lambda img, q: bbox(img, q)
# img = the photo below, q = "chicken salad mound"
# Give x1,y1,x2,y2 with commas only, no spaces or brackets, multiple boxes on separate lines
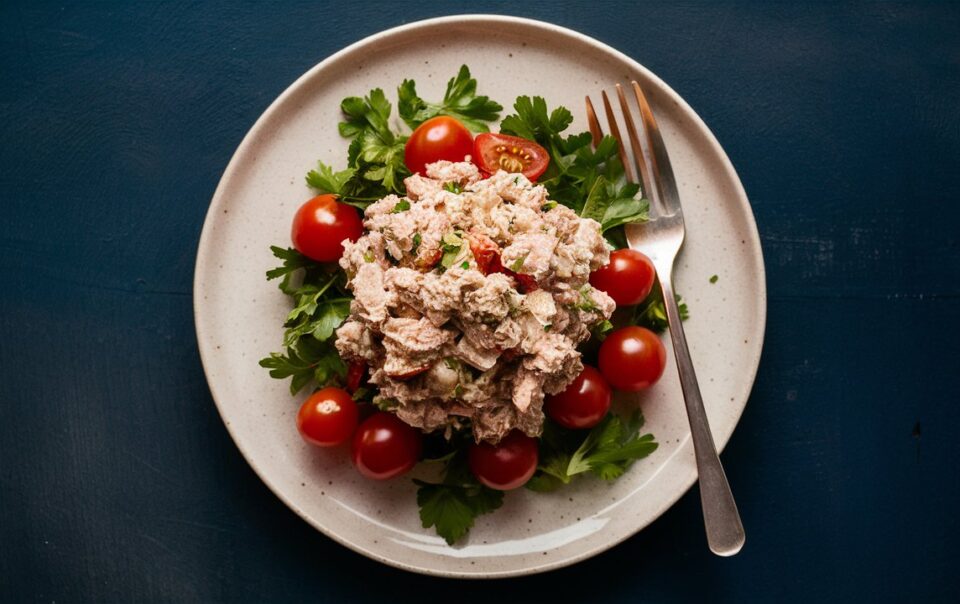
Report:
335,160,614,443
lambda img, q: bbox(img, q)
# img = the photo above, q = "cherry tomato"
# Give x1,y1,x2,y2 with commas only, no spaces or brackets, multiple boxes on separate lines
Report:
598,326,667,392
345,360,366,393
296,387,359,447
473,133,549,181
468,234,504,275
468,430,539,490
351,412,423,480
404,116,474,176
544,365,612,429
589,249,656,306
291,194,363,262
510,272,539,293
467,234,537,292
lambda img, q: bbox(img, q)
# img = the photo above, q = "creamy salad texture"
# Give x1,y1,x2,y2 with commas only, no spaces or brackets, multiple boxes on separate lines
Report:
335,161,615,443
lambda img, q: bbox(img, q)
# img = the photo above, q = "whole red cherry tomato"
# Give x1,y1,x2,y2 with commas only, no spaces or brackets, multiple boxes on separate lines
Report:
598,326,667,392
468,430,539,490
589,249,656,306
545,365,612,429
351,412,422,480
291,194,363,262
296,387,359,447
404,116,474,176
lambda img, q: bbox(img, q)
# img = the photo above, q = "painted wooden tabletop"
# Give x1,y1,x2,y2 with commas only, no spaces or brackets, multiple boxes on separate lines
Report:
1,2,958,601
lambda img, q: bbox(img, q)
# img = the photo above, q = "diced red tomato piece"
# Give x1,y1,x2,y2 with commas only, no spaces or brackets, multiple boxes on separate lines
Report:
346,360,366,393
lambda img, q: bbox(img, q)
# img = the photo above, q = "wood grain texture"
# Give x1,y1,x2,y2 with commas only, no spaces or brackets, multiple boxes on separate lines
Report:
1,1,958,601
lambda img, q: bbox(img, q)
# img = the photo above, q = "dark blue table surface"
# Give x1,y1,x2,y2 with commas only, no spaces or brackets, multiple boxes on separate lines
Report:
2,2,958,601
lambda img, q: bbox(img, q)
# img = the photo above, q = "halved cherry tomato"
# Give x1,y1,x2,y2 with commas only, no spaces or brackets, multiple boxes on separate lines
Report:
404,116,474,176
545,365,611,429
291,194,363,263
468,430,539,490
590,249,656,306
598,326,667,392
351,412,423,480
473,133,549,181
296,387,359,447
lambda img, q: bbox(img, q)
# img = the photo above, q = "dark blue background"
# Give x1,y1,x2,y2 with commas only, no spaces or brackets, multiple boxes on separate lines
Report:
2,2,958,601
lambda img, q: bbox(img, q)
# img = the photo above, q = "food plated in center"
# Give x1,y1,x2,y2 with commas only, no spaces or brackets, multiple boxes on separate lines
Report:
338,162,614,443
260,66,684,544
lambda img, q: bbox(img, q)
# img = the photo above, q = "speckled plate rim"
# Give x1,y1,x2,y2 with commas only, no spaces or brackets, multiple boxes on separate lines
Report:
194,14,766,578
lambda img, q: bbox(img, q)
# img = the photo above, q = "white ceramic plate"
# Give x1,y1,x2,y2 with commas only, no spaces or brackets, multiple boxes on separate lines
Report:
194,15,765,578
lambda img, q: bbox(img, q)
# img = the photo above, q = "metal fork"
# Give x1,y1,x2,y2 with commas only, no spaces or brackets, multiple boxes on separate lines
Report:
586,82,745,556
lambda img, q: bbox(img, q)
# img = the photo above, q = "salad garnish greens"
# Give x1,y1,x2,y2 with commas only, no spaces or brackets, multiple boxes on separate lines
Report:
260,65,688,544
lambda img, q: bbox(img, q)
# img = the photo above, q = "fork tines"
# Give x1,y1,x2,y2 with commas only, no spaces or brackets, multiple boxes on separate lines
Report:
585,81,658,208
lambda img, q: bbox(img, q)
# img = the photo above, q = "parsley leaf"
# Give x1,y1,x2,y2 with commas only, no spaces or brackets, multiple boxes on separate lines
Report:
305,161,381,210
398,65,503,133
415,450,504,544
500,95,573,142
305,161,355,196
500,96,648,245
526,413,658,490
338,88,409,194
259,338,346,396
265,245,314,291
439,231,464,270
633,282,690,333
415,481,503,545
566,412,657,480
391,199,411,213
261,247,352,393
590,319,614,340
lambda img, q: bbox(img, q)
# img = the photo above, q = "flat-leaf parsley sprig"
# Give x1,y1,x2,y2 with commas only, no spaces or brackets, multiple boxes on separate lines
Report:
307,65,502,209
258,246,351,395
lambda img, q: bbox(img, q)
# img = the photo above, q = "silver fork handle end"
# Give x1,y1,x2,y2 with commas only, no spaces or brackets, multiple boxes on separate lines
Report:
659,266,745,556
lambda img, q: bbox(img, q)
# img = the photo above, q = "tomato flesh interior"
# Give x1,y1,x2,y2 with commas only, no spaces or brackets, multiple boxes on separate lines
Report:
474,133,549,181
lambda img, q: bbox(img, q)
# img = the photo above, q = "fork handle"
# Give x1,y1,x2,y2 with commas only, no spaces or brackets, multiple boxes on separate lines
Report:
658,264,745,556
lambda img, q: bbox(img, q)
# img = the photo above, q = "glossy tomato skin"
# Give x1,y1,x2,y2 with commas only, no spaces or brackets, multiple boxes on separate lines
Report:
544,365,612,429
404,116,474,176
296,387,359,447
351,412,423,480
291,194,363,262
589,249,657,306
598,326,667,391
468,430,539,490
473,133,549,181
345,360,366,393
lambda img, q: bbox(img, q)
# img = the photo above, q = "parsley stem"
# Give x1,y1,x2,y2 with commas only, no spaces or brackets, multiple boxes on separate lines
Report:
314,273,340,298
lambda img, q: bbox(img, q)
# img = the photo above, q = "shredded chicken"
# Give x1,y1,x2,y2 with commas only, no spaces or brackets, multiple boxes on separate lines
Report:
336,161,613,443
